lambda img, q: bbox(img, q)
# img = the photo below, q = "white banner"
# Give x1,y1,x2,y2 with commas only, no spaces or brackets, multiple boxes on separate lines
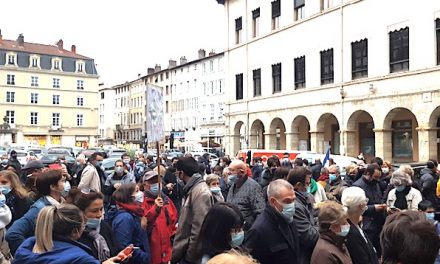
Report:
146,85,164,142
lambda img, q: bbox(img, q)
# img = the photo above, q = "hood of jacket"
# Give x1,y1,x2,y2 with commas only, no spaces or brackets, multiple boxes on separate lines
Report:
182,173,204,195
420,167,434,176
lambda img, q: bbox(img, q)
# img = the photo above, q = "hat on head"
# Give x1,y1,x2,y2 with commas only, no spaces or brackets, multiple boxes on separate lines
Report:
143,170,159,182
23,160,44,170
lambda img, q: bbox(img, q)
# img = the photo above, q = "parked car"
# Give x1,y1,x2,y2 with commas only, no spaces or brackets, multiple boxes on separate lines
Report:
107,149,127,159
191,152,220,167
391,162,426,178
296,153,359,176
72,146,84,157
48,147,74,157
164,149,184,160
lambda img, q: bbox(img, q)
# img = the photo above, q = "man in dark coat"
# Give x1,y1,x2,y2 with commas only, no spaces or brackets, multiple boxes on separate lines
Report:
8,150,21,175
420,159,438,209
244,179,300,264
310,158,322,181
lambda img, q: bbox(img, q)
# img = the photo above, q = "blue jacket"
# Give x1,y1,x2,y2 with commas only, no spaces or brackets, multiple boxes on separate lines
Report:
12,236,99,264
6,196,52,255
111,209,150,264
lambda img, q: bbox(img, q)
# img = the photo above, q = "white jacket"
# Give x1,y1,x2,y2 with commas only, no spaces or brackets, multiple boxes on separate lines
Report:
386,187,422,211
78,164,101,192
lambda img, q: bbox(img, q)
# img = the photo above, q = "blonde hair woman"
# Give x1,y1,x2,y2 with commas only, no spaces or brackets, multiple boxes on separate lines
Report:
13,204,129,264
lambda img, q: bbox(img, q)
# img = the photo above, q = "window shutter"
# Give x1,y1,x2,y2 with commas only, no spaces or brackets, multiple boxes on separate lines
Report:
272,0,281,18
436,18,440,29
252,8,260,19
294,0,304,8
235,17,242,31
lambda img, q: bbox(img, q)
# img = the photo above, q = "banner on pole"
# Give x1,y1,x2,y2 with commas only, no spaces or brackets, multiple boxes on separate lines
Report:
146,85,165,143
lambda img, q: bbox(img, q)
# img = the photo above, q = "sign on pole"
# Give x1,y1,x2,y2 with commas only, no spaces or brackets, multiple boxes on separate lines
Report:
146,85,165,143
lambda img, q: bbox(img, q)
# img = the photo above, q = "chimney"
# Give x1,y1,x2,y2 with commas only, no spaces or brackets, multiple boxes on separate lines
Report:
56,39,63,50
138,73,141,79
209,50,216,56
180,56,187,65
198,49,206,59
154,64,161,72
168,59,177,68
71,45,76,53
147,68,155,74
17,34,24,46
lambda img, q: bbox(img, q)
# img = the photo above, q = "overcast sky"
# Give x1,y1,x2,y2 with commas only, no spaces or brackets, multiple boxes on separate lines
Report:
0,0,225,86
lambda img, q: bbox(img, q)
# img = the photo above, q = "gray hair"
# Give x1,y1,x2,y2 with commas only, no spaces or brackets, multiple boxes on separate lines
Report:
205,174,220,186
267,179,294,199
390,170,412,186
328,164,340,173
398,164,414,178
341,187,367,215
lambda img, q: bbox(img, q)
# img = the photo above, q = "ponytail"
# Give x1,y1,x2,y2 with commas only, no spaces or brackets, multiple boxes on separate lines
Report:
33,206,56,253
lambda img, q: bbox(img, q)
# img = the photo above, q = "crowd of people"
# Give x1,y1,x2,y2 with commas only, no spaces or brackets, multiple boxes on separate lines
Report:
0,149,439,264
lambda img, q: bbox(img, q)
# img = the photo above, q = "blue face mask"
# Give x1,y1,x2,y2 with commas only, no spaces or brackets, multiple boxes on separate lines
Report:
150,183,159,195
278,201,295,223
0,185,11,195
230,230,244,248
337,224,351,237
210,187,221,194
86,218,101,230
426,212,435,221
228,175,238,184
63,181,71,193
329,174,337,183
0,194,6,208
395,185,406,192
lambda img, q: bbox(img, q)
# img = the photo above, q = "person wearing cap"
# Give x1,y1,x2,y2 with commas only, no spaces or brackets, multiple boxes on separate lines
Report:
21,160,44,184
310,201,353,264
141,170,178,264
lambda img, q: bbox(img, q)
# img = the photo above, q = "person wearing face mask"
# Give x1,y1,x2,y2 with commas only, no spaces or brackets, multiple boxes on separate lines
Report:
259,156,280,188
353,163,387,257
79,152,104,192
67,188,119,262
244,179,299,264
163,157,184,213
287,167,318,264
310,201,353,264
141,171,177,264
205,174,225,203
197,203,244,264
103,160,135,212
386,170,422,212
7,150,21,176
0,193,12,262
341,187,379,264
6,169,66,255
325,165,349,202
13,204,130,264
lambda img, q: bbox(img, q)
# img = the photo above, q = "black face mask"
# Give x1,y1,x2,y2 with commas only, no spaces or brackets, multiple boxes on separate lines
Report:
11,155,17,159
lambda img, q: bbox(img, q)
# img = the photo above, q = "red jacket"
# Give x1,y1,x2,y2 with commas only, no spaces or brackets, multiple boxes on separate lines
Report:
143,192,178,264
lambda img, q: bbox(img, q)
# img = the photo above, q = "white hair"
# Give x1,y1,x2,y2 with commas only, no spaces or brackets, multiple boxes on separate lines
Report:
267,179,294,199
341,187,367,215
390,170,412,186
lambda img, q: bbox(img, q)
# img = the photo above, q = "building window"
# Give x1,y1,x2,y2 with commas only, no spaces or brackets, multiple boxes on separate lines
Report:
53,60,60,70
77,62,84,72
77,97,84,106
7,74,15,85
31,76,39,87
53,95,60,105
252,8,260,38
389,27,409,73
77,80,84,90
7,55,15,65
6,91,15,103
30,112,38,125
53,78,60,88
6,111,14,124
436,19,440,65
31,93,38,104
294,0,305,21
320,49,334,85
77,114,84,127
352,39,368,79
272,0,281,30
235,17,242,44
294,56,306,89
253,68,261,96
52,113,60,126
320,0,332,11
101,92,104,99
272,63,282,93
31,57,39,67
235,73,243,100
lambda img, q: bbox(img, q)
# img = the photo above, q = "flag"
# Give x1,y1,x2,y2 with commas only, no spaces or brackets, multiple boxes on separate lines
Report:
322,148,330,167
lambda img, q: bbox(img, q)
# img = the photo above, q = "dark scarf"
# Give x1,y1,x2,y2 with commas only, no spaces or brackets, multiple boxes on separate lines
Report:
116,202,145,217
394,186,411,210
233,175,248,192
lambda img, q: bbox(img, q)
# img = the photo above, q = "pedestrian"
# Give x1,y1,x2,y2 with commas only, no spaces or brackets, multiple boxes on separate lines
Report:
250,157,263,183
6,169,65,255
0,193,12,262
205,174,225,203
386,170,422,211
381,211,440,264
244,179,300,264
325,165,349,201
311,158,322,181
341,187,379,264
310,178,327,204
20,160,44,185
78,152,104,192
344,164,358,187
420,160,439,209
109,183,151,264
7,151,21,176
12,204,129,264
172,157,214,264
163,157,184,213
66,187,119,262
141,171,178,264
198,203,244,263
287,166,319,264
310,201,353,264
227,160,265,231
259,156,280,188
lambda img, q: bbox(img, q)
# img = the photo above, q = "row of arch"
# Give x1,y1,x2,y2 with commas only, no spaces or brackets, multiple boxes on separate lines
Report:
233,107,440,162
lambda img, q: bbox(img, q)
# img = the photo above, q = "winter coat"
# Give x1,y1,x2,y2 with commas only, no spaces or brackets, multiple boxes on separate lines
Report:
6,196,52,255
5,192,32,229
326,177,349,202
311,162,323,181
293,191,319,264
227,177,265,230
420,168,438,208
244,205,300,264
110,208,150,264
78,221,119,261
251,164,263,183
171,174,214,264
78,164,101,192
162,168,184,213
143,192,178,264
13,236,99,264
310,231,353,264
386,187,422,211
346,219,379,264
102,171,135,203
259,168,275,188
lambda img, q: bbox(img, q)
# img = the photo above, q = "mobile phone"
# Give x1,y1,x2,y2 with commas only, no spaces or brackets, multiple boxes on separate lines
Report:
119,246,135,262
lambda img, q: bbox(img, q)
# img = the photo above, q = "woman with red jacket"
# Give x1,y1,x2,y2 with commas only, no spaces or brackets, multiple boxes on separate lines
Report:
141,171,178,264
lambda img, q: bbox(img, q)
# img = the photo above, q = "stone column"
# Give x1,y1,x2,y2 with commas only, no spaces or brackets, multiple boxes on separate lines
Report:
417,127,437,161
373,129,392,161
264,132,275,149
343,130,357,157
310,131,324,153
285,131,299,150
